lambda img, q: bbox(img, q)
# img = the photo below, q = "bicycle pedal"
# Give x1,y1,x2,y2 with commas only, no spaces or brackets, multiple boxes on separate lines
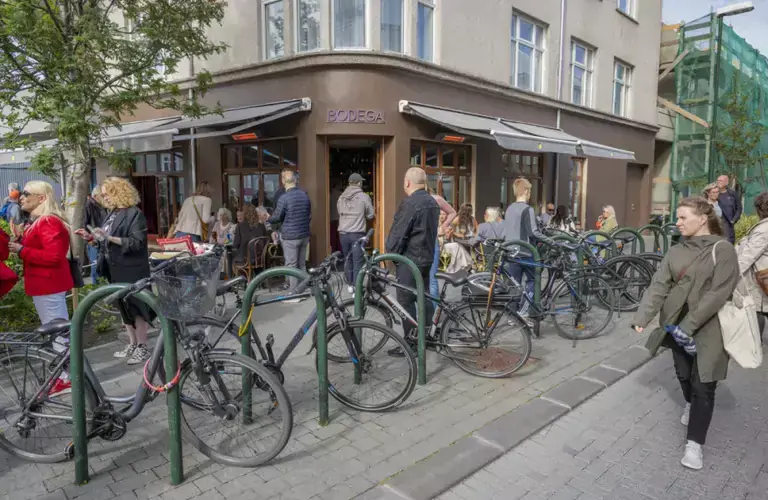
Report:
266,334,275,346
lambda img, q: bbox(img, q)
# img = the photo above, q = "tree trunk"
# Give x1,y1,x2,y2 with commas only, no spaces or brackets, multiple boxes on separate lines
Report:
65,161,91,261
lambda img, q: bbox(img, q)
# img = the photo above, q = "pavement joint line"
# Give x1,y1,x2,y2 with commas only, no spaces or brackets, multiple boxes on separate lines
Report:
382,484,416,500
471,434,505,452
577,375,609,388
539,396,572,411
597,364,627,374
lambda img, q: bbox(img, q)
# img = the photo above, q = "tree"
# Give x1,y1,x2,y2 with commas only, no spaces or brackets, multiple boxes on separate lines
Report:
0,0,227,247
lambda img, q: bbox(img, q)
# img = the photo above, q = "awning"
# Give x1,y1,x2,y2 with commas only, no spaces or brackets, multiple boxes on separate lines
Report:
102,117,182,153
399,101,636,161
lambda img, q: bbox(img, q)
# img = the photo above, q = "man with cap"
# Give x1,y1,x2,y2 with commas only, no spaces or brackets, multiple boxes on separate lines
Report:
337,173,375,293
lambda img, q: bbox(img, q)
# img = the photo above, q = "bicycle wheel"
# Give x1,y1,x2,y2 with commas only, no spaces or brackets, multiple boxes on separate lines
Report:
637,252,664,274
599,256,653,312
440,302,532,378
465,272,521,296
550,274,615,340
321,319,417,411
0,348,98,463
179,352,292,467
315,298,395,363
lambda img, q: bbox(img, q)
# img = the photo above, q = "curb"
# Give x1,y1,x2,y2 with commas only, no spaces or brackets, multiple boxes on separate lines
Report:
355,344,653,500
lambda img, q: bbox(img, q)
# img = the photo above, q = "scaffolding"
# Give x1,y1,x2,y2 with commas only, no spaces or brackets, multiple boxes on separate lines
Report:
670,14,768,214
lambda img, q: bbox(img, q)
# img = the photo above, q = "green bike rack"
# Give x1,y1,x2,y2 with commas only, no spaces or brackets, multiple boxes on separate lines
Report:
501,240,542,337
581,230,618,258
611,228,645,255
662,223,680,251
354,253,427,385
549,233,586,266
70,285,183,486
638,224,668,254
238,267,333,425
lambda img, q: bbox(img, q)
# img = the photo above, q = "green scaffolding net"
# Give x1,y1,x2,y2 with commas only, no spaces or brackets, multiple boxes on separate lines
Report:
671,14,768,214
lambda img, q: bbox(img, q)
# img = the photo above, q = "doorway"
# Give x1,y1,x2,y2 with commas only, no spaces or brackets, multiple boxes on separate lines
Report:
327,138,379,254
625,163,646,227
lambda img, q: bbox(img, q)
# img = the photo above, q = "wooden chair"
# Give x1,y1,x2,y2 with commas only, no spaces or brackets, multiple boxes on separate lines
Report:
232,236,271,282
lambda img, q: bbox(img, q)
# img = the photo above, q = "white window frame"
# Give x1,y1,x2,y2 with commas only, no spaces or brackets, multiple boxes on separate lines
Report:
613,60,632,117
617,0,634,17
331,0,369,50
416,0,435,62
263,0,285,60
380,0,404,53
570,40,594,107
295,0,322,53
510,13,546,93
127,15,166,77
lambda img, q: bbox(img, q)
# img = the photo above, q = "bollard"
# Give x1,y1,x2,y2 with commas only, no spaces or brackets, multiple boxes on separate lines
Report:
501,240,542,337
611,228,645,255
638,224,668,254
70,285,183,486
581,230,618,259
237,267,332,425
354,254,427,385
662,223,680,251
549,233,586,267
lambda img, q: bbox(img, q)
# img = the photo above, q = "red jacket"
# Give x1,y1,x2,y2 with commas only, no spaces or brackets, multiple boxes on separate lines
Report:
19,216,73,296
0,231,18,299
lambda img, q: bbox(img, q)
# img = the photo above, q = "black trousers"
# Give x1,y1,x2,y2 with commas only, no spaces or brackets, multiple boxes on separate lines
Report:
396,263,433,338
669,341,717,445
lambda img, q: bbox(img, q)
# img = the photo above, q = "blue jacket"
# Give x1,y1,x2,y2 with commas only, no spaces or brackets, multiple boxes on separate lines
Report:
718,188,742,225
268,187,311,240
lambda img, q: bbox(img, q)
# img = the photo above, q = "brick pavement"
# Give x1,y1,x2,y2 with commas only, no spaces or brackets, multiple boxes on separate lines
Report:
437,347,768,500
2,288,642,500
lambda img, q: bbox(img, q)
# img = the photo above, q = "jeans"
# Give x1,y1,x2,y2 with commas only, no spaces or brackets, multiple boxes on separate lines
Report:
282,237,308,289
396,264,434,339
175,231,202,243
429,238,440,301
86,245,100,283
32,292,69,325
670,341,717,445
507,261,535,315
340,232,365,287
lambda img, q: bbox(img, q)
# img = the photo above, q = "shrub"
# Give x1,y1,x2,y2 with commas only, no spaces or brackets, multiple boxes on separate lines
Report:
735,214,760,243
0,219,37,330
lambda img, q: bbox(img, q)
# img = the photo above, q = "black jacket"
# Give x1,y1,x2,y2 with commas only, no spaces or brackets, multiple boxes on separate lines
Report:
718,187,742,225
84,197,106,230
268,187,311,240
98,207,150,284
385,189,440,268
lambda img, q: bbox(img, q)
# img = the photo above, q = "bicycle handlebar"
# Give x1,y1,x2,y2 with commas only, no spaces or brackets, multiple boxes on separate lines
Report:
294,251,344,294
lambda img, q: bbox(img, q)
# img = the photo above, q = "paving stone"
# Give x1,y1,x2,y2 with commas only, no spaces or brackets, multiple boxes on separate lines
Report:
602,345,651,374
542,377,605,410
473,397,568,451
354,486,410,500
581,365,626,387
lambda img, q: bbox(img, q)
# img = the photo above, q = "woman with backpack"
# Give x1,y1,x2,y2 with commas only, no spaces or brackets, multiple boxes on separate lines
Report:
632,196,739,471
736,192,768,334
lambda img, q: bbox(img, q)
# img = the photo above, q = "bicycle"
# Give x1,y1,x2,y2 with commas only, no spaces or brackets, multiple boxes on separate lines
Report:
319,233,533,378
189,250,418,412
0,248,292,467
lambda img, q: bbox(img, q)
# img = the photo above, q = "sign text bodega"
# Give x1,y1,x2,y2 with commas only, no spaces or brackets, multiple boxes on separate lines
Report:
327,109,385,124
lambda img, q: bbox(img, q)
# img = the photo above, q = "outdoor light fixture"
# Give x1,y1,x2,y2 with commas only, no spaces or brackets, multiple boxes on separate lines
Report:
232,132,258,141
436,133,466,143
715,1,754,17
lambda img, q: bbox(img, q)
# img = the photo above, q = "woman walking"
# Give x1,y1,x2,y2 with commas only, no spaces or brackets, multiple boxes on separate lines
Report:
77,177,154,365
174,181,212,242
736,192,768,333
632,197,739,470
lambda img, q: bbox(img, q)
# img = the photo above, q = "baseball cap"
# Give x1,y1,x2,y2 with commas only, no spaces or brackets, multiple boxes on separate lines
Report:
349,173,364,184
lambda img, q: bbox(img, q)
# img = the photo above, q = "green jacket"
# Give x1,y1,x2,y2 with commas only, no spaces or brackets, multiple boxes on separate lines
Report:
632,235,740,383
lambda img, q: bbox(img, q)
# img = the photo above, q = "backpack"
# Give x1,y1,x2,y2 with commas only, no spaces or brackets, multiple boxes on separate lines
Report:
0,201,11,220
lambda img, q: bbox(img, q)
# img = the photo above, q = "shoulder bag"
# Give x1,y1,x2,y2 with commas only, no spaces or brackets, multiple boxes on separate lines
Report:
191,196,209,241
712,241,762,368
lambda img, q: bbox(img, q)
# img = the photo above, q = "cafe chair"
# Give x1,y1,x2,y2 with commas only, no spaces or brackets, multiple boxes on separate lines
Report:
232,236,271,282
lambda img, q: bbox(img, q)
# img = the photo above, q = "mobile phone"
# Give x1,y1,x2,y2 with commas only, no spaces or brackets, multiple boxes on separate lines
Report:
86,225,95,234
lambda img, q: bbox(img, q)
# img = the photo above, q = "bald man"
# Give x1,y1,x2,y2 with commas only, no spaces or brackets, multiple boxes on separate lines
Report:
385,167,440,356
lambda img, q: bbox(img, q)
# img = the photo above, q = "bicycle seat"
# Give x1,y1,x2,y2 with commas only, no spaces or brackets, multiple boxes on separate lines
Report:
556,241,580,252
216,276,246,296
34,319,71,337
435,269,469,287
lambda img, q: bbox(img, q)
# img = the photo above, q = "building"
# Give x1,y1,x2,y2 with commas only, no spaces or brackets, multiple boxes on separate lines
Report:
5,0,663,259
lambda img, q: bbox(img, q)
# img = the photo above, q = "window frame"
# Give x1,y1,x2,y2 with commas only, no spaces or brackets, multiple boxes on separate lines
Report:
410,139,471,208
416,0,435,62
130,150,186,237
499,151,544,210
612,60,632,117
126,15,166,77
296,0,322,53
510,12,546,93
380,0,404,53
617,0,634,17
263,0,285,60
570,40,594,108
331,0,368,50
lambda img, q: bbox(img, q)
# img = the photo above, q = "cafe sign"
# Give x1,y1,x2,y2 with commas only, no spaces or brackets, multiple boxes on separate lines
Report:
327,109,385,124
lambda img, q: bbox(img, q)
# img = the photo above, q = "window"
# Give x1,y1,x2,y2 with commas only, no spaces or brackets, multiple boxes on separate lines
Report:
570,41,594,107
223,139,298,212
511,13,545,93
297,0,321,52
333,0,366,48
127,15,166,76
381,0,403,53
613,60,631,117
410,141,471,208
131,151,185,236
417,1,434,62
617,0,633,17
500,152,543,209
264,1,285,59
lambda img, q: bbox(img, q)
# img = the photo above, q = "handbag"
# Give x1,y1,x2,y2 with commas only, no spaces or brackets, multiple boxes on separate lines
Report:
191,197,209,241
712,241,763,368
756,269,768,296
69,245,84,289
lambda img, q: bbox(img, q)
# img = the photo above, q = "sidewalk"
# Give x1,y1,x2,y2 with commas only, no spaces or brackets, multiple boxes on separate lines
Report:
437,349,768,500
2,290,644,500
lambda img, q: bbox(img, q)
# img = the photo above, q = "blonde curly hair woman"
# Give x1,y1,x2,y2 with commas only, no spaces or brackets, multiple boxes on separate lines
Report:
75,176,154,364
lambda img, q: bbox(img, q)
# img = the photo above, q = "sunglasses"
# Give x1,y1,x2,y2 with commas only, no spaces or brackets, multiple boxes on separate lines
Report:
20,191,41,198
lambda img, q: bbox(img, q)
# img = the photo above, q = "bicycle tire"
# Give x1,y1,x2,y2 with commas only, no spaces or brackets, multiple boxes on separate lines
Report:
599,255,654,312
321,319,417,411
0,348,98,463
440,302,532,378
465,272,521,295
550,274,615,340
636,252,664,274
178,351,293,467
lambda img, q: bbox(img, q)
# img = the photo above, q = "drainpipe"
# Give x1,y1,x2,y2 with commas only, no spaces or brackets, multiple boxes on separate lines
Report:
188,58,197,190
554,0,566,207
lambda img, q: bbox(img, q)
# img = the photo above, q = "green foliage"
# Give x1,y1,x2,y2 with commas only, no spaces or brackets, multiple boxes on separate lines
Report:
735,214,760,243
0,0,228,175
0,219,37,330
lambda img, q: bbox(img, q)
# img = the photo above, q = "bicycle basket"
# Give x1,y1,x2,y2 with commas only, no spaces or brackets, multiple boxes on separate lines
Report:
152,253,223,320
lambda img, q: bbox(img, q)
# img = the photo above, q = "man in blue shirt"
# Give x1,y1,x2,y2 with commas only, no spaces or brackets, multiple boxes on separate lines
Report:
268,170,311,294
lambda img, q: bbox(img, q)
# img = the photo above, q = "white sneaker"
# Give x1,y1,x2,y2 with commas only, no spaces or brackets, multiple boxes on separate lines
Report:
347,286,354,294
114,344,137,359
681,403,691,426
126,344,151,366
681,440,703,470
